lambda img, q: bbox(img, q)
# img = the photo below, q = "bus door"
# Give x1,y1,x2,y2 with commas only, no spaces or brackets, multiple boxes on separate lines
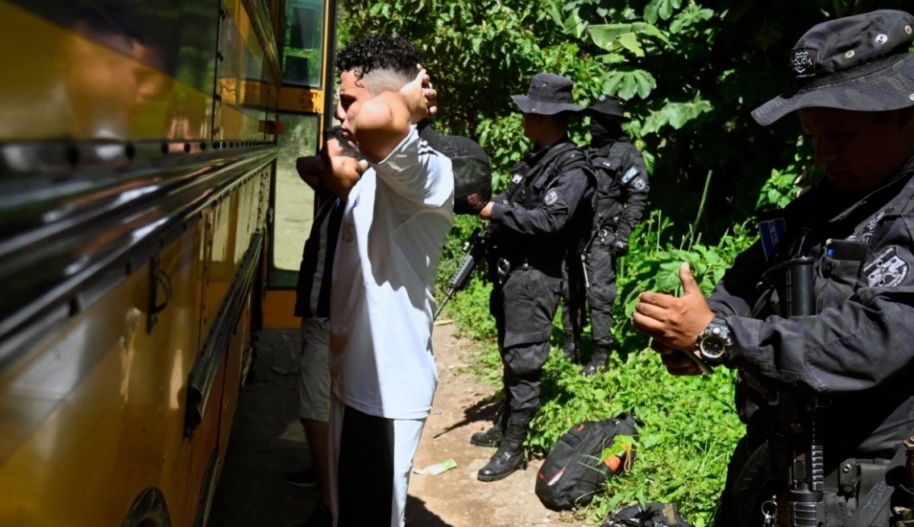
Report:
260,0,337,329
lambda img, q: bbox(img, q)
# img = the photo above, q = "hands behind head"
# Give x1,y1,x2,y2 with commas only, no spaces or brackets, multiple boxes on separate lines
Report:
399,65,437,124
319,136,368,198
632,263,715,376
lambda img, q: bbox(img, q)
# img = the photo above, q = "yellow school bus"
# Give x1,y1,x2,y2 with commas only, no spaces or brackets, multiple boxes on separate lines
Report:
0,0,334,524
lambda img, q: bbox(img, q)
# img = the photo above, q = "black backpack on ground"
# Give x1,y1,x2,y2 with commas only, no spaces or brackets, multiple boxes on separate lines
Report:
535,413,638,510
602,503,691,527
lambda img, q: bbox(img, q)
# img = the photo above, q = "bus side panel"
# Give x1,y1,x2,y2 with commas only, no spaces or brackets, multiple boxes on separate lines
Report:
200,198,237,344
0,0,219,142
216,173,266,478
181,358,227,527
183,168,268,523
217,293,252,482
0,226,204,526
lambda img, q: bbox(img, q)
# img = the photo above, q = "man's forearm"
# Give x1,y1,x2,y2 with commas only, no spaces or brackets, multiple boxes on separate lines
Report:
353,92,414,163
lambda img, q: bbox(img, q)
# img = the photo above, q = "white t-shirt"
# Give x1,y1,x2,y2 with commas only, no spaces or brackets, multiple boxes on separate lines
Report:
329,125,455,420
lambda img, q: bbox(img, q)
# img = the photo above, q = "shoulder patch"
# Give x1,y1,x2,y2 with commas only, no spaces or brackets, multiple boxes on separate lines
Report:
544,189,559,206
864,246,909,288
632,177,646,191
621,167,639,184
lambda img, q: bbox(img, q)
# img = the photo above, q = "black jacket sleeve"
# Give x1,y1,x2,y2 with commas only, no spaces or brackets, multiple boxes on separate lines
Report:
720,217,914,395
615,148,650,240
489,167,590,236
707,240,768,318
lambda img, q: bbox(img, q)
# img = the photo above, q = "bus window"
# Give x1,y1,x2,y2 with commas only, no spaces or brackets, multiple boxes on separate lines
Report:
282,0,326,88
261,0,335,329
271,112,321,286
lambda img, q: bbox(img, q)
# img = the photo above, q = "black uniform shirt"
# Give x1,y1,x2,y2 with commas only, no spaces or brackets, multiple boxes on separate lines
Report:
491,140,592,231
709,157,914,458
588,136,650,241
488,139,594,275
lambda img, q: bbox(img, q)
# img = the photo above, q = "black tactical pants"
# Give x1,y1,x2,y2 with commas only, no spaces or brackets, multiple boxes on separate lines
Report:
561,244,617,363
491,267,563,414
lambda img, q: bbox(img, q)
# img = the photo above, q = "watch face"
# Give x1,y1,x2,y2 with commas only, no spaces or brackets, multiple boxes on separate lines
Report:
700,336,726,361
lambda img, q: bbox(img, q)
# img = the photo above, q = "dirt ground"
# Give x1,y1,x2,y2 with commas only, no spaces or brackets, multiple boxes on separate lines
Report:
209,323,587,527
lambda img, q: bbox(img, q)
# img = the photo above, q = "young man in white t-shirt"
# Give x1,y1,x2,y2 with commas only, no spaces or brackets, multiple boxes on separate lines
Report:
323,35,454,527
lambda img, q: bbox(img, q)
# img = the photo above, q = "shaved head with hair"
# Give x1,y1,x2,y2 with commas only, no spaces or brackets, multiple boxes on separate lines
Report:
333,34,426,150
336,34,421,95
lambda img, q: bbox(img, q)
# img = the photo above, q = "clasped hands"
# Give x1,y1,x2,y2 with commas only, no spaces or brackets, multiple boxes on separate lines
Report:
632,263,716,376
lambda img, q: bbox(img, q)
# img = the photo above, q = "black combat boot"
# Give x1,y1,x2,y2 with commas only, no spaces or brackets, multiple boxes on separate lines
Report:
581,351,609,377
477,412,531,482
470,401,508,447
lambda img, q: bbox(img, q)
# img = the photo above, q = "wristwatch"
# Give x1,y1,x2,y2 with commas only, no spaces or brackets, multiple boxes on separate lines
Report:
697,317,733,365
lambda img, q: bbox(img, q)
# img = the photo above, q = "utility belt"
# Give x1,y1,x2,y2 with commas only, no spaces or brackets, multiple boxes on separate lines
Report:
825,457,892,502
492,256,562,284
822,456,914,527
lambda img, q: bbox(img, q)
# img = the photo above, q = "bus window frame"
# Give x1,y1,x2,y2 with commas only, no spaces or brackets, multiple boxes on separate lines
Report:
266,110,323,290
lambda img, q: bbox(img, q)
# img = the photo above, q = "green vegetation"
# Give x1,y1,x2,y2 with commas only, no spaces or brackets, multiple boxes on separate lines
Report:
335,0,910,524
444,209,757,525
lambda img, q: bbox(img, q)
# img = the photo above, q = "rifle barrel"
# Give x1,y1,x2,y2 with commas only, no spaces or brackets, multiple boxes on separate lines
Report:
434,288,456,321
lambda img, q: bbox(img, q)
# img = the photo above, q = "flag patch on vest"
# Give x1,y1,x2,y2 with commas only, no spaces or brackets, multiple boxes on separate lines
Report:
758,217,787,261
864,246,909,288
621,167,638,184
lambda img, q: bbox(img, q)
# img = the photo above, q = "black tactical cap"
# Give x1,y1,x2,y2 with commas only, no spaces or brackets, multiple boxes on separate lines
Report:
589,94,628,120
512,73,585,115
753,9,914,126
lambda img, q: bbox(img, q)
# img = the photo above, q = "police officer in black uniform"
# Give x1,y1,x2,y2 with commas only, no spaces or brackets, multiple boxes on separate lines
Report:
472,73,594,482
633,10,914,527
563,95,650,375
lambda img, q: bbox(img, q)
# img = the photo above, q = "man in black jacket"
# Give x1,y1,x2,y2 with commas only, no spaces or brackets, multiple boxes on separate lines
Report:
633,10,914,526
563,95,650,375
472,72,594,481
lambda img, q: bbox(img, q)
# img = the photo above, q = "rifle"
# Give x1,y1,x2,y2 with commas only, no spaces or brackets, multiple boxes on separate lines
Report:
762,256,825,527
434,224,494,320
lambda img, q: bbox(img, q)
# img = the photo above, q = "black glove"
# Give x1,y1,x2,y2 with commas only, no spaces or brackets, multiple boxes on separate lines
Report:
611,239,629,256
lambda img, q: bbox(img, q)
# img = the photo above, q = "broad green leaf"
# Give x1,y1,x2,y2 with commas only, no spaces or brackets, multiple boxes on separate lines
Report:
602,68,656,100
616,33,644,57
670,4,716,33
588,23,670,54
633,70,656,98
644,0,661,24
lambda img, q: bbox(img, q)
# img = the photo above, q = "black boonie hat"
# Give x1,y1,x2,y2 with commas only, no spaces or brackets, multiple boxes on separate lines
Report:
512,73,584,115
589,94,628,120
753,9,914,126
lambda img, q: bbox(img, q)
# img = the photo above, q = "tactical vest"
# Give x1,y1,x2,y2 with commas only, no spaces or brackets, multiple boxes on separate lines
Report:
489,141,591,276
735,168,914,527
588,139,639,231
